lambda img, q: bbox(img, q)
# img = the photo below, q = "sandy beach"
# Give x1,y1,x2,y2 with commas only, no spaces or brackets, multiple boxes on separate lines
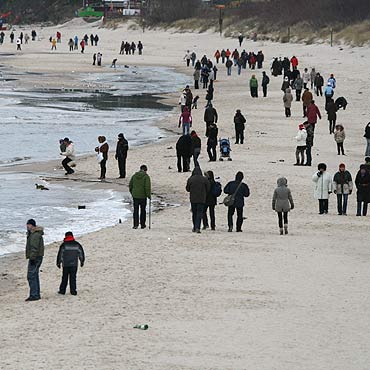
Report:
1,19,370,370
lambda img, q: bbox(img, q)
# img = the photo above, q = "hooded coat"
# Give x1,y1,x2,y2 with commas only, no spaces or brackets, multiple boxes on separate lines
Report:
272,178,294,212
355,169,370,203
224,179,250,208
333,170,353,195
283,88,293,108
186,167,210,204
26,227,45,259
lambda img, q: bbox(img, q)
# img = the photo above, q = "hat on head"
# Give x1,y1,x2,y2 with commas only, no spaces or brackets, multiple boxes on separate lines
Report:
65,231,74,237
118,133,124,138
27,219,36,227
339,163,345,168
63,137,69,142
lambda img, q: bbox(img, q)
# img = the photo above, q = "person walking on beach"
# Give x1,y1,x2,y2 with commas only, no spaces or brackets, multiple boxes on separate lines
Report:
25,219,44,302
333,163,353,216
207,123,218,162
272,177,294,235
92,53,96,66
224,172,250,232
16,37,21,51
178,106,192,135
115,133,129,178
355,165,370,216
234,109,246,144
186,167,210,233
302,88,313,117
184,50,191,67
312,163,333,215
314,72,324,96
306,100,321,129
293,73,303,101
283,88,293,118
303,121,314,166
80,40,85,53
68,38,74,51
364,122,370,156
74,35,79,50
326,98,338,134
193,68,200,90
97,52,102,66
10,31,14,43
202,170,221,231
176,134,192,173
138,41,143,55
334,124,345,155
129,165,151,229
204,103,218,136
51,38,57,50
95,136,109,180
226,59,233,76
294,124,307,166
261,71,270,97
249,75,258,98
60,138,75,175
57,231,85,296
191,130,201,168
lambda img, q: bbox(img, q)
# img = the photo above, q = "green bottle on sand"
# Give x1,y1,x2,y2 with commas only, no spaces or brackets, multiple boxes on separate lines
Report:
134,324,149,330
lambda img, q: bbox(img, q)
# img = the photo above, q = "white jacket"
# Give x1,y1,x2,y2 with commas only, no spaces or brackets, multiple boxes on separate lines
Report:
295,129,307,146
62,143,76,160
312,171,333,200
179,93,186,106
302,72,310,84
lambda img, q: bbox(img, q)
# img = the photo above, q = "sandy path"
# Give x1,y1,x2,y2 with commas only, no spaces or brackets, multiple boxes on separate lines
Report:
0,19,370,370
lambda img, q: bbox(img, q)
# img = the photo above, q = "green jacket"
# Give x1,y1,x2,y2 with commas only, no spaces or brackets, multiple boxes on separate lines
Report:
250,78,258,88
26,227,45,259
129,171,151,199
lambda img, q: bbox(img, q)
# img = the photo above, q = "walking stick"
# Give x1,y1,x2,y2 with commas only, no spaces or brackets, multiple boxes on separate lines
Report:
149,197,152,230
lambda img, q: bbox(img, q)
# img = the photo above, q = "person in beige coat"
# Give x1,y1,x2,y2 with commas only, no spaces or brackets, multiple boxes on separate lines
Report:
283,88,293,117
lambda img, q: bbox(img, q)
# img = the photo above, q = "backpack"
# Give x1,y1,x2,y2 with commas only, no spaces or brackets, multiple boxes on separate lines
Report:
212,182,222,198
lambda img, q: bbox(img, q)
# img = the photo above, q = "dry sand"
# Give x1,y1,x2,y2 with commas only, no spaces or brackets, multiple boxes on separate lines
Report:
1,19,370,370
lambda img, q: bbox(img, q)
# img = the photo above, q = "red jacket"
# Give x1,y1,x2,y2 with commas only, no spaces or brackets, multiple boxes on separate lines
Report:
307,104,321,124
290,57,298,67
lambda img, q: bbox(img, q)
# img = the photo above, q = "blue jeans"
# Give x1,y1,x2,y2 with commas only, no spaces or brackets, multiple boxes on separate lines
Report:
237,65,242,75
227,67,231,76
27,256,43,299
191,203,205,231
336,193,348,215
182,122,190,135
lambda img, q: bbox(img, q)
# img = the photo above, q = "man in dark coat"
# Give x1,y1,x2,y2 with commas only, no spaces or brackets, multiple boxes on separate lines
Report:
115,133,129,178
207,123,218,162
176,134,193,172
56,231,85,296
261,71,270,97
355,165,370,216
204,103,218,136
234,109,246,144
186,167,210,233
224,172,250,232
303,121,314,166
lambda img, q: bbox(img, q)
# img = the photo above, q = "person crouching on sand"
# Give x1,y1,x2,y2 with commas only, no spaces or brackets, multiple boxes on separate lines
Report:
60,137,75,175
57,231,85,296
95,136,109,180
272,177,294,235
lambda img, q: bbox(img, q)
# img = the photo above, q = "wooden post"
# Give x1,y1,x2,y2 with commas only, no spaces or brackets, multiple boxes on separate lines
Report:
330,28,333,47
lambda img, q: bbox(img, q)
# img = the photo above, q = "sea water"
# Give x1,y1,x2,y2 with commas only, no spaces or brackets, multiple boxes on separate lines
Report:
0,66,189,256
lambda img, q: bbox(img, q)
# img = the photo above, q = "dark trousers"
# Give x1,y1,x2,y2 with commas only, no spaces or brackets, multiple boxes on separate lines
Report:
193,148,200,168
27,257,43,299
133,198,147,228
277,212,288,228
337,194,348,215
59,266,78,294
100,159,107,179
337,142,344,155
235,129,244,144
306,145,312,165
191,203,205,231
177,154,190,172
228,206,243,231
329,119,336,134
207,145,217,161
295,89,302,101
194,80,199,89
319,199,329,214
316,86,323,96
262,85,267,97
285,107,291,117
186,59,190,67
118,156,127,178
203,205,215,229
62,157,74,174
357,202,368,216
250,87,258,98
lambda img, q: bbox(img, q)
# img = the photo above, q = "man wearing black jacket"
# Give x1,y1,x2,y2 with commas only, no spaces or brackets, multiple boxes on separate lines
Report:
204,103,218,136
57,232,85,296
176,134,193,172
234,109,246,144
115,133,129,178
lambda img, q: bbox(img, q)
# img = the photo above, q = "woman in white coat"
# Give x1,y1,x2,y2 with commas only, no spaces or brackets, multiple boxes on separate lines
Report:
312,163,333,214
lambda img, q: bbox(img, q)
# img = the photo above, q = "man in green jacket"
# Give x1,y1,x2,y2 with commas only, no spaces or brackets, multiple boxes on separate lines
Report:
129,165,151,229
250,74,258,98
25,219,44,301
